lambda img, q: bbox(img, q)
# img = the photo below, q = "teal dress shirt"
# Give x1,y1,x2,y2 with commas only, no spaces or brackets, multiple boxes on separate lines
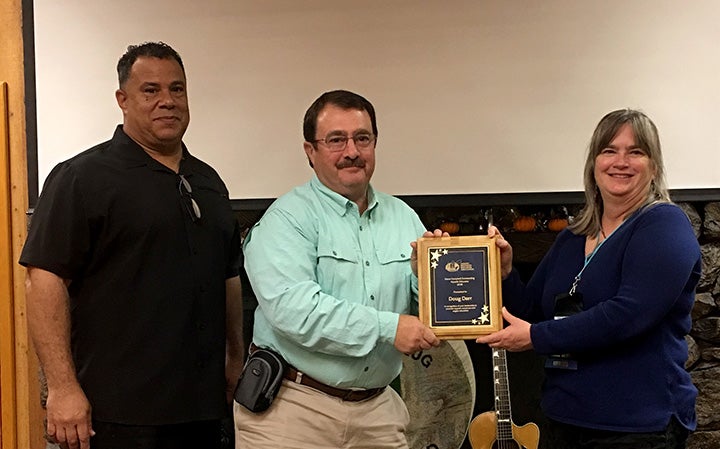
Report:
244,176,427,389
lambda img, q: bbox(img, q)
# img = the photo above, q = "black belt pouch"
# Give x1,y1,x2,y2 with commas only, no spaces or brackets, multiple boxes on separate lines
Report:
233,346,287,413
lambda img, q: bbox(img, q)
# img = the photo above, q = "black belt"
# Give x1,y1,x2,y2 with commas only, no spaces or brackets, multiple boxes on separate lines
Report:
250,343,385,402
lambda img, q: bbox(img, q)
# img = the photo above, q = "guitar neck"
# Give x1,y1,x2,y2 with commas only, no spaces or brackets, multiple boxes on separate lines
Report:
492,348,514,441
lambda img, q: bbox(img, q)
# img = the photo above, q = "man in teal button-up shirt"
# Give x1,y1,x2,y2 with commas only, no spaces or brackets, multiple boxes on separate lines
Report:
235,90,441,448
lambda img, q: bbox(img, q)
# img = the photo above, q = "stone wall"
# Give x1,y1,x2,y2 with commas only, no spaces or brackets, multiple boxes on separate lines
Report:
686,201,720,449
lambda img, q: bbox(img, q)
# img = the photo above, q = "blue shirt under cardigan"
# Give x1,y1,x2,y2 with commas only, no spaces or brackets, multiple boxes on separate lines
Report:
243,176,427,389
503,203,701,432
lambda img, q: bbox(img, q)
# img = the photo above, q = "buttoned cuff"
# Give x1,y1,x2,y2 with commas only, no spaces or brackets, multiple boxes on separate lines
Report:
377,311,400,344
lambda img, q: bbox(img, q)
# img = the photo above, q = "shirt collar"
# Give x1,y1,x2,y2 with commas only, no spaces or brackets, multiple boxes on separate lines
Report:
111,125,192,172
310,175,379,217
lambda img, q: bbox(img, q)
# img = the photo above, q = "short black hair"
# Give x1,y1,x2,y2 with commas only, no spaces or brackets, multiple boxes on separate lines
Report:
303,90,378,143
116,41,185,87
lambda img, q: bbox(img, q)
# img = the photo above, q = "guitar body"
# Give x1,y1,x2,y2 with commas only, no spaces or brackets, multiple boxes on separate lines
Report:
467,410,540,449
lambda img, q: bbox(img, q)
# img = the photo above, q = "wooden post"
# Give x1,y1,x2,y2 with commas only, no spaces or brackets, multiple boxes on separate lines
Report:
0,0,44,448
0,80,18,449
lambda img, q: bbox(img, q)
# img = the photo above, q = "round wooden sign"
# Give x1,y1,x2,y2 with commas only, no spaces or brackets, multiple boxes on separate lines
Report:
399,340,475,449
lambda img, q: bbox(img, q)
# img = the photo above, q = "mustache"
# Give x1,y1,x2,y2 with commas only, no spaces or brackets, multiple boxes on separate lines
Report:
336,158,366,169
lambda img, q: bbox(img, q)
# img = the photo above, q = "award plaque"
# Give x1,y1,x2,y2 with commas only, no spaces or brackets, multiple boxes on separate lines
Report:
417,236,503,339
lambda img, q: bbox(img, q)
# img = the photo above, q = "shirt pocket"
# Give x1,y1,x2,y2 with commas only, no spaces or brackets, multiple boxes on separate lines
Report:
316,240,359,293
376,247,410,265
376,247,413,313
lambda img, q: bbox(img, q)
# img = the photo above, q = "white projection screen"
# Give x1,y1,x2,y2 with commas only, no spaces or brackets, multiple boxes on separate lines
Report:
33,0,720,200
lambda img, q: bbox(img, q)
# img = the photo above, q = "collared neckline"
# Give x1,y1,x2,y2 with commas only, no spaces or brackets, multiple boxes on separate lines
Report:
310,175,379,217
110,125,192,173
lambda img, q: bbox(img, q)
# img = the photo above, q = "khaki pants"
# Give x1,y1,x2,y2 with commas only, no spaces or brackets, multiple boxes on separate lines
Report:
234,379,410,449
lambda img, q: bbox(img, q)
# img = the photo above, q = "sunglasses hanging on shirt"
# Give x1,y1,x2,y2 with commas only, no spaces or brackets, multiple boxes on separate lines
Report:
178,174,202,222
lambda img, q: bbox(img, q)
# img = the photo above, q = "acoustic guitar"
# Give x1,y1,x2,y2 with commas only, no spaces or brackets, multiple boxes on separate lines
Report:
468,348,540,449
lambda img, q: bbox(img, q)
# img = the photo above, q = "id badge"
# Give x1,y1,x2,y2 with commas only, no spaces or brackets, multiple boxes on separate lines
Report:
554,291,583,318
545,354,578,370
545,291,583,370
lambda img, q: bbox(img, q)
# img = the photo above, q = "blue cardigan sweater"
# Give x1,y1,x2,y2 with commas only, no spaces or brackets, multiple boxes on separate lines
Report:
503,203,701,432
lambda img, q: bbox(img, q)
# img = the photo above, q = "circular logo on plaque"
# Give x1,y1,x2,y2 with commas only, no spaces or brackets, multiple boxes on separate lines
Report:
445,261,460,272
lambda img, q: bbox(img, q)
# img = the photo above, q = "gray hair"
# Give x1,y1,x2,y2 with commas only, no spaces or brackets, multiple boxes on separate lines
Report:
117,41,184,88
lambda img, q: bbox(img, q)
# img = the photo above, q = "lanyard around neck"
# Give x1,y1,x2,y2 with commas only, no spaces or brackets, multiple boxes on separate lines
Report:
567,204,657,295
568,227,617,295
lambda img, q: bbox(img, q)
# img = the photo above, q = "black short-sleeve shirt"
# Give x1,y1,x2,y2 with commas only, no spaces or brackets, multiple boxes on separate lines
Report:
20,126,242,425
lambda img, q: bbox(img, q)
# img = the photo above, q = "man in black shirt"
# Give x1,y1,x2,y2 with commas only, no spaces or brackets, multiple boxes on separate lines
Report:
20,42,244,449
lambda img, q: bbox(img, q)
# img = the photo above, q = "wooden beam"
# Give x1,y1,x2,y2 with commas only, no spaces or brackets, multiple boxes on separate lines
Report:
0,81,17,449
0,0,43,447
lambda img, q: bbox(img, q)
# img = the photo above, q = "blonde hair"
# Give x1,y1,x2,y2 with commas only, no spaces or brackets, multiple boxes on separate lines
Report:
569,109,671,236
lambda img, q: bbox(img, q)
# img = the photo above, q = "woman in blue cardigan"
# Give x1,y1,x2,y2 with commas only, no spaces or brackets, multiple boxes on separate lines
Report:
477,109,702,449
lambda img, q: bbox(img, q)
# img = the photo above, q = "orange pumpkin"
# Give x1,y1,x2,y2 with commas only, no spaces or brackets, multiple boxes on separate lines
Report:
512,216,536,232
548,217,569,232
439,221,460,235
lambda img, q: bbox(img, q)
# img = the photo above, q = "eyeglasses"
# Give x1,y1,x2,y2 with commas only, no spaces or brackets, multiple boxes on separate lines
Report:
178,174,201,222
313,133,376,152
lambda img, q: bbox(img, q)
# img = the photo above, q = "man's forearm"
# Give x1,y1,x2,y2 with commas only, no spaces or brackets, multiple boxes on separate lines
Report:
225,276,245,359
25,267,79,389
